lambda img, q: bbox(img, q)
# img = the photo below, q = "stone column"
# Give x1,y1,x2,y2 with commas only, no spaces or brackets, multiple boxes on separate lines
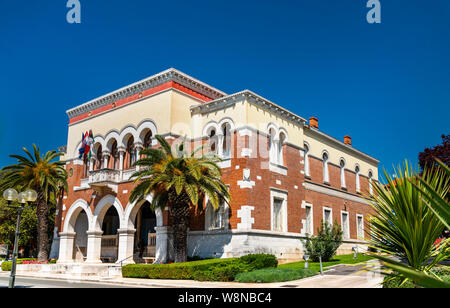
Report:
89,158,95,172
117,228,136,265
57,232,76,264
154,226,173,264
118,147,126,171
85,230,103,264
102,151,110,169
134,142,143,171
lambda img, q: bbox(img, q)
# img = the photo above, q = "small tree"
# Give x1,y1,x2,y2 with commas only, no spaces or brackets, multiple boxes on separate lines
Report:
303,219,343,262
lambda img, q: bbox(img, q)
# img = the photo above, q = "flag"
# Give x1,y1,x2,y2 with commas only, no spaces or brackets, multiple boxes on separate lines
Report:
78,130,95,160
78,132,87,159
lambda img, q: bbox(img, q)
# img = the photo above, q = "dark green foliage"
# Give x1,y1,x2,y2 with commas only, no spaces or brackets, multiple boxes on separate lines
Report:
382,266,450,288
235,268,317,283
239,254,278,271
122,254,278,281
303,220,343,262
1,258,37,271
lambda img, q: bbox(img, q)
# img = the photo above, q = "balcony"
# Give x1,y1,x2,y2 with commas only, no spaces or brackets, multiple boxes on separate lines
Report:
88,168,121,194
74,167,138,193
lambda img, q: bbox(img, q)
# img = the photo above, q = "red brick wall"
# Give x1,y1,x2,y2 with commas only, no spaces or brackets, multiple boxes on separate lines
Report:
60,131,375,242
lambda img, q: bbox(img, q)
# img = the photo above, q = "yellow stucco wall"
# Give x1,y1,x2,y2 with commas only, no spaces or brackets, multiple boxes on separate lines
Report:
65,89,378,179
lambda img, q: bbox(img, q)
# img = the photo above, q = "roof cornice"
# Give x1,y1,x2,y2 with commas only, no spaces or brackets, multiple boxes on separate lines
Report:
304,126,379,165
190,90,307,126
66,68,227,120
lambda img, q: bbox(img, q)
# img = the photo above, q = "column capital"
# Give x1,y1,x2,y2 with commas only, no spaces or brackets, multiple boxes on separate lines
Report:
117,228,136,235
59,232,76,239
86,230,103,237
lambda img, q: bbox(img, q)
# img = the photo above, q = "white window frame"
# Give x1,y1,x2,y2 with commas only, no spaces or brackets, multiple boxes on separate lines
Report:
356,214,364,239
322,151,330,184
205,197,229,231
368,171,373,195
304,203,313,236
355,165,361,193
323,206,332,227
341,210,350,239
304,144,310,177
340,158,346,189
270,190,288,232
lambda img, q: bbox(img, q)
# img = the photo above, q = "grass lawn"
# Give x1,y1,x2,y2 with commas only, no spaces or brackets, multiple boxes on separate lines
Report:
279,253,375,272
234,253,375,283
235,268,317,283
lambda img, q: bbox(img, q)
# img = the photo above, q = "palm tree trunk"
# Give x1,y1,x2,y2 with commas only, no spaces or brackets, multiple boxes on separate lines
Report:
169,199,191,263
36,193,49,262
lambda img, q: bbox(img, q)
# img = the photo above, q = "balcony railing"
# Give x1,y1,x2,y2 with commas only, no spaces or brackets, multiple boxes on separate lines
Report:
89,168,121,184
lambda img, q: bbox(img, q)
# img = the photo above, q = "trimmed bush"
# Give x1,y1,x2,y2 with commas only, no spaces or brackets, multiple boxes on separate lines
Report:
235,268,317,283
122,258,239,280
239,254,278,271
122,253,279,281
1,258,37,271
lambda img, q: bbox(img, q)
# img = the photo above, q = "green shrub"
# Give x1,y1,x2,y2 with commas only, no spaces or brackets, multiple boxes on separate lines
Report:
235,268,317,283
383,266,450,288
122,253,279,281
122,258,239,279
303,220,343,262
239,254,278,271
1,258,37,271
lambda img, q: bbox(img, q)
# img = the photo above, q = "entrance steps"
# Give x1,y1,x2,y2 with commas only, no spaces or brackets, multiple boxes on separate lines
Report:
16,263,123,279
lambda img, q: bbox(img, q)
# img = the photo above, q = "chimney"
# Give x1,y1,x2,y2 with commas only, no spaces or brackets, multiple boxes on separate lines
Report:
309,117,319,129
344,135,352,146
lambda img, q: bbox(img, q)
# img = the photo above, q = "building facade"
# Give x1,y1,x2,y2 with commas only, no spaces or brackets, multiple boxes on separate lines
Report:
55,68,379,264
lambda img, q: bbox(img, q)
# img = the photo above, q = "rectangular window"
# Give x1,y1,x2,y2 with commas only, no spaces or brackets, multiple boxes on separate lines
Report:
341,212,350,239
357,215,364,238
305,205,313,235
323,208,332,226
273,198,283,232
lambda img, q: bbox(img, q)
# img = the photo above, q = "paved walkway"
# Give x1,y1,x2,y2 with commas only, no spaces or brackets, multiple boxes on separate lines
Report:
0,260,384,288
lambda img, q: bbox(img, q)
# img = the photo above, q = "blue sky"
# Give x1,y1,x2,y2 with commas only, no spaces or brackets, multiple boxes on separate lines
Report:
0,0,449,176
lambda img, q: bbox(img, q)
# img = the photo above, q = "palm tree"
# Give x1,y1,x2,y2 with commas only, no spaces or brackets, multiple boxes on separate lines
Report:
129,135,230,263
368,160,449,287
0,145,68,262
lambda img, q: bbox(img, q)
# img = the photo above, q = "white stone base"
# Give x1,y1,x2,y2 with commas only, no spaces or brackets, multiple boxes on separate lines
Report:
188,229,369,262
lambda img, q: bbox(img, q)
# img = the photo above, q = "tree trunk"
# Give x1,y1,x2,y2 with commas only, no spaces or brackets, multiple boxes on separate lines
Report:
169,193,191,263
36,193,49,262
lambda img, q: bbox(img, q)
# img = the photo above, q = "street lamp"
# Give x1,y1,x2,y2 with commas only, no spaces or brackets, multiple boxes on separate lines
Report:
2,188,37,289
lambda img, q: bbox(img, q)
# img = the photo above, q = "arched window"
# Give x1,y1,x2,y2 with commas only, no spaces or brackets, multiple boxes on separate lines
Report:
368,171,373,195
110,141,119,169
143,131,153,149
95,145,103,170
83,155,89,178
221,123,231,159
208,129,217,154
355,165,361,193
126,137,135,169
323,152,330,183
340,158,346,189
278,132,286,165
304,144,310,177
268,128,277,164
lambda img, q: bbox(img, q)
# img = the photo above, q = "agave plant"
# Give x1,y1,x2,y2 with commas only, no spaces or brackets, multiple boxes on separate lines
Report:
129,135,230,263
0,145,68,262
368,160,449,287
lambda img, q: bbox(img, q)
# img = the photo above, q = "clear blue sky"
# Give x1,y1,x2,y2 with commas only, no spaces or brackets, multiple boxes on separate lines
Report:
0,0,449,175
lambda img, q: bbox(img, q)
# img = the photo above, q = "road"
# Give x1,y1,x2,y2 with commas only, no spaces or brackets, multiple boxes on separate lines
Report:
0,275,145,288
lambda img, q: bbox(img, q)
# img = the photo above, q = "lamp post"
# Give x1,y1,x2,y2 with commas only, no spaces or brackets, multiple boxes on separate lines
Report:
2,188,37,289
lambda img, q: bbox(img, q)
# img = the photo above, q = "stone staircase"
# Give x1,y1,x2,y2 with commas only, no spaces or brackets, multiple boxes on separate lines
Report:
15,263,123,279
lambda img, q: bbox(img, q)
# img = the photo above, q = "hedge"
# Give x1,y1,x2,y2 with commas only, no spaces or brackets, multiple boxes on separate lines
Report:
122,253,278,281
1,259,37,271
